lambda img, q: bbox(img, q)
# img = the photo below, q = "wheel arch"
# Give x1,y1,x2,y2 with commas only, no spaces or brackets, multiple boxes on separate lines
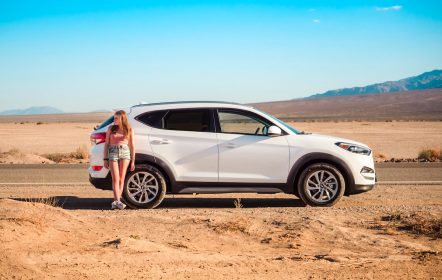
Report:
287,152,355,196
135,153,176,193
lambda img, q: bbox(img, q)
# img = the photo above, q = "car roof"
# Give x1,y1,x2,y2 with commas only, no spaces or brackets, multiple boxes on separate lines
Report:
129,101,253,114
132,100,244,108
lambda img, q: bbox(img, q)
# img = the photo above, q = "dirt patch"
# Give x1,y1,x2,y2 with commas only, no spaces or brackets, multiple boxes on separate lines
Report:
0,149,54,164
1,189,441,279
371,212,442,239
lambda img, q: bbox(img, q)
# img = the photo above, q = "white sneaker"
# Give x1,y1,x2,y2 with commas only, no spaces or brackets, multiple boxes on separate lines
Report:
116,201,126,210
111,201,118,210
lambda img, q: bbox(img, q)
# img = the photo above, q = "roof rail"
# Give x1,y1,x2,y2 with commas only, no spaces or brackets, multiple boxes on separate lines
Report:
131,100,245,108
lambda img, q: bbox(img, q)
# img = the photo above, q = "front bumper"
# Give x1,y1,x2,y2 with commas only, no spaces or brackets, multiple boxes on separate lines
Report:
347,183,375,195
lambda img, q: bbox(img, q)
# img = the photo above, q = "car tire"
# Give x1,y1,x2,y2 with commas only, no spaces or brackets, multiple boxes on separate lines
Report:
297,163,345,207
122,164,167,209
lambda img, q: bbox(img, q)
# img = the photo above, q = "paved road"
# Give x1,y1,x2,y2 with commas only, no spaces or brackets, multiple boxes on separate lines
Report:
0,162,442,184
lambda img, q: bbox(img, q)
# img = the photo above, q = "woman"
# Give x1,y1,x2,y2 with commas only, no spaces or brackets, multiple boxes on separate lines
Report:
103,110,135,210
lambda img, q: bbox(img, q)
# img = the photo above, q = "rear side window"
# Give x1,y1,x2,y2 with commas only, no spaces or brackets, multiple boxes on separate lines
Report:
136,110,168,129
164,109,213,132
96,115,114,130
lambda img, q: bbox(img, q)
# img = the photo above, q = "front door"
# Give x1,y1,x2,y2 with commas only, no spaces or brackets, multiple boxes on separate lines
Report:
216,109,290,183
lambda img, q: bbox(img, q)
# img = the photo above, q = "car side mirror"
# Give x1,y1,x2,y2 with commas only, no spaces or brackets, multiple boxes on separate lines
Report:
267,126,282,137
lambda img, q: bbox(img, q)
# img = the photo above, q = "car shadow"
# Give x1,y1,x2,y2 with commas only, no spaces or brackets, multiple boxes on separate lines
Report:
12,196,305,210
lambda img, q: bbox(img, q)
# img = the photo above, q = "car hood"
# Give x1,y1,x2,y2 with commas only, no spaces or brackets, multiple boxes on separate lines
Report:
294,133,371,149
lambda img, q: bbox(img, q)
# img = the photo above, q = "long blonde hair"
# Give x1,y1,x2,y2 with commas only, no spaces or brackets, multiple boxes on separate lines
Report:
111,110,131,139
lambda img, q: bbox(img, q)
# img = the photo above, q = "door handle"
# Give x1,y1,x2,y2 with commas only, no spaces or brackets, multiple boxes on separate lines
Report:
151,139,171,145
225,143,236,148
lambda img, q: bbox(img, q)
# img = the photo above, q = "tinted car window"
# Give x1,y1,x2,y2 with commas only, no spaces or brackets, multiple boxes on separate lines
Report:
164,109,213,132
96,115,114,130
136,110,167,129
218,110,272,135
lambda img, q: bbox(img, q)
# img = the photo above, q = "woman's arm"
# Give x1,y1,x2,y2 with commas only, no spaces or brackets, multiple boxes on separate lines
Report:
129,128,135,171
103,126,111,168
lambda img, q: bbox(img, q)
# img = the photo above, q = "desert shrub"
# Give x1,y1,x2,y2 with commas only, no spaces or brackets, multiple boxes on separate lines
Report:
5,148,21,156
399,213,442,239
41,153,65,163
418,148,440,162
375,152,386,159
25,196,61,207
70,145,89,160
234,198,243,209
36,122,44,125
373,212,442,239
42,145,89,162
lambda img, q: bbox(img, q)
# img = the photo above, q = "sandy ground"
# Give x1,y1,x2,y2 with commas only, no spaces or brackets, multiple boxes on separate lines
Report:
0,184,441,279
0,122,95,154
0,121,441,161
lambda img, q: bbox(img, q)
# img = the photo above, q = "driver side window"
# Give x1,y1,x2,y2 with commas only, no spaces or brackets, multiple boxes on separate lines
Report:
218,110,271,135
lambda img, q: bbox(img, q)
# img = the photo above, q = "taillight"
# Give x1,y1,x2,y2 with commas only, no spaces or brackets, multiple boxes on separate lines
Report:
90,132,106,145
92,166,103,171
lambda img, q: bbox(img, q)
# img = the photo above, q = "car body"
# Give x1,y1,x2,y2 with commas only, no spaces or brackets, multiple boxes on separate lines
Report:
89,101,376,208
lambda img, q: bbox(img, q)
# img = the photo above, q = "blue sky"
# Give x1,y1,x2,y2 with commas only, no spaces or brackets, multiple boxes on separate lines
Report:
0,1,441,112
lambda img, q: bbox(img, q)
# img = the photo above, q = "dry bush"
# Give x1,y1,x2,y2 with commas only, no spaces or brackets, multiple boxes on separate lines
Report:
0,148,22,158
41,145,89,162
210,219,251,234
24,196,61,208
41,152,65,163
71,144,89,160
1,197,62,229
375,212,442,239
418,148,440,161
6,148,21,155
374,152,387,161
399,213,442,238
234,198,243,209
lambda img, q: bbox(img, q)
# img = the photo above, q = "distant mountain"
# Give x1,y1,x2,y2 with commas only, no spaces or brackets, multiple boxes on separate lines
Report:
251,89,442,121
308,69,442,98
89,109,113,113
0,106,64,115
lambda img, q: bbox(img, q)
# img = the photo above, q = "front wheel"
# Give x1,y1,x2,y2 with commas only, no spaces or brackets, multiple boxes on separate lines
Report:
122,164,167,209
297,163,345,207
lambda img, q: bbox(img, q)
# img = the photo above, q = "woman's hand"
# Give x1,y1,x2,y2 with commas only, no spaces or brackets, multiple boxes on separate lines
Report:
130,161,135,171
104,159,109,169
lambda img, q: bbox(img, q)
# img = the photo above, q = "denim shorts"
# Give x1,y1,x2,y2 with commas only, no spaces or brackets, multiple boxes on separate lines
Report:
108,144,131,161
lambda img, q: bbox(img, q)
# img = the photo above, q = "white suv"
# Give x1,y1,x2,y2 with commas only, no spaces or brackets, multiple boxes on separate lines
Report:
89,101,376,208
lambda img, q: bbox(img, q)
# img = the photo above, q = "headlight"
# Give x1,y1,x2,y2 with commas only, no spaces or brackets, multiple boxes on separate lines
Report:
335,142,371,156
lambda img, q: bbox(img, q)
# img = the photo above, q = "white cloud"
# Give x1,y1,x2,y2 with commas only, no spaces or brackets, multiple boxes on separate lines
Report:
313,19,320,23
375,5,402,11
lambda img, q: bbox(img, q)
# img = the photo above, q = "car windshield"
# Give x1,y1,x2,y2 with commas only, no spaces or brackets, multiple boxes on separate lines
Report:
255,109,302,135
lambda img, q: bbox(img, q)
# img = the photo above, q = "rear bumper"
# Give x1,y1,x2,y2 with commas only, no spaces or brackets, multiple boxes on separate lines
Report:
89,173,112,190
347,183,375,195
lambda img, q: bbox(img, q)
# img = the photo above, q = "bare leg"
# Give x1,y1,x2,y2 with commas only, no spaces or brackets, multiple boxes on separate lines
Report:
109,160,120,201
118,159,130,199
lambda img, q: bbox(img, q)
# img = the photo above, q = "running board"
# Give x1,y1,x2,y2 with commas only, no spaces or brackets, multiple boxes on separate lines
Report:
177,187,284,194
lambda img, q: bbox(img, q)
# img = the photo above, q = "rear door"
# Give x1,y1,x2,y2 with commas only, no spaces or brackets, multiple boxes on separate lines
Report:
216,108,290,183
148,108,219,182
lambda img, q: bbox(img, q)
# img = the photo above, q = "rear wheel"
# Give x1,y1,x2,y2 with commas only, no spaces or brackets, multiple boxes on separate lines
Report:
122,164,167,209
297,163,345,207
